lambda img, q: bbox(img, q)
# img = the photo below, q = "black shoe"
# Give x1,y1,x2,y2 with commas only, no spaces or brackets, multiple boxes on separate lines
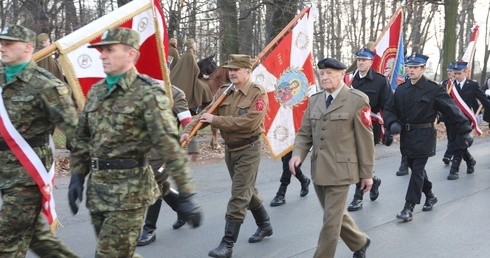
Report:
347,197,363,211
442,157,451,165
466,158,476,174
353,235,370,258
396,202,414,222
422,195,438,211
172,217,186,229
270,195,285,207
137,228,156,246
300,177,311,197
447,157,461,180
370,177,381,201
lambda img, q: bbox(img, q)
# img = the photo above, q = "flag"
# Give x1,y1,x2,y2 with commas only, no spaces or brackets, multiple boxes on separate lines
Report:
460,25,479,79
371,7,404,89
55,0,169,108
251,7,317,159
391,32,406,87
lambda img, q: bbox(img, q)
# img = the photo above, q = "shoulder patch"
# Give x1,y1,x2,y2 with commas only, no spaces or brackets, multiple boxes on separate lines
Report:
137,74,157,85
55,84,70,95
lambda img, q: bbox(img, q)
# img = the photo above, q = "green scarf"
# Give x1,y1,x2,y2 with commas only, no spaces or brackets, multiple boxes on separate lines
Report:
105,73,125,92
5,62,29,82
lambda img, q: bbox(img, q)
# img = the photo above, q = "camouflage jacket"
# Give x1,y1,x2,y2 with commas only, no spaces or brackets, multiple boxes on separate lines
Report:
0,60,78,189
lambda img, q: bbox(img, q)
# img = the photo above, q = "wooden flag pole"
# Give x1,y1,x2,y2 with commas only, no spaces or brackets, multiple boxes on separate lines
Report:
33,44,57,62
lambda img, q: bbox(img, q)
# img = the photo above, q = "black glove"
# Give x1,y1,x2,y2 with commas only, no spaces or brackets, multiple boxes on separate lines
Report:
68,173,85,215
176,193,203,228
383,130,393,146
390,122,402,134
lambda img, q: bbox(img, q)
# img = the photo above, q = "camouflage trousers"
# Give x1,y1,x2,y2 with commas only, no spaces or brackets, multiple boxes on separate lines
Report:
0,185,77,258
90,207,146,258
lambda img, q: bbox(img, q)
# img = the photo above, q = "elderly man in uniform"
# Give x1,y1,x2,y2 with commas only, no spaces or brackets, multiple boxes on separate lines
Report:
35,33,64,81
182,54,272,258
290,58,373,258
68,28,203,257
383,53,472,222
168,38,180,71
346,48,391,212
0,25,78,257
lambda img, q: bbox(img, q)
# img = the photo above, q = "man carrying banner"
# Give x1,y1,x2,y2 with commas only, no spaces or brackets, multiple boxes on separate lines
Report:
446,61,490,180
290,58,373,258
182,54,273,258
68,28,203,257
383,53,472,222
440,62,456,165
346,48,392,212
0,25,78,257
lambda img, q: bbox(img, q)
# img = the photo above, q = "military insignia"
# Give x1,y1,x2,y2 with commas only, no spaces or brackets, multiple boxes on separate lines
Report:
78,54,92,69
137,17,149,32
361,107,372,127
101,30,108,40
273,125,289,142
294,32,309,50
255,98,265,111
275,67,310,108
255,73,266,84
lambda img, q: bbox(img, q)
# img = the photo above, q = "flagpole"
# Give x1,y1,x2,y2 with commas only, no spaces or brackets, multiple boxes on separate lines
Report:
181,6,312,147
372,6,403,48
33,45,58,62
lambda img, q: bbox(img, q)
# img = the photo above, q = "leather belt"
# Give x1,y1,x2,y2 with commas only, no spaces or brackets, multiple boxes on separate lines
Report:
0,138,47,151
91,157,149,170
404,123,433,131
226,135,259,149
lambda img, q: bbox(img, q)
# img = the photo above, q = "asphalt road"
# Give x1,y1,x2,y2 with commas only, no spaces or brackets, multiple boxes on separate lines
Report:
21,136,490,258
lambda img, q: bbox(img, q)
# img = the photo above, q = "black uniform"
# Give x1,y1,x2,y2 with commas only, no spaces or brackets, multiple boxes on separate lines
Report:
440,79,455,160
351,68,393,144
383,75,471,204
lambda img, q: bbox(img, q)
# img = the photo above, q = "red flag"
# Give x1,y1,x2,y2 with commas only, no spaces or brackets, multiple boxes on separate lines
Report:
55,0,169,108
251,7,317,159
460,25,479,78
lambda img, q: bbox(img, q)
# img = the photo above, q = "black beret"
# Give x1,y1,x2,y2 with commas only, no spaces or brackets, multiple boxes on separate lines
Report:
317,58,347,70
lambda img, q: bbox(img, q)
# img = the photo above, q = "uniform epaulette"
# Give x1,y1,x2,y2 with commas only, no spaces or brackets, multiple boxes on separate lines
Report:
349,88,367,98
374,71,385,78
311,91,324,97
137,73,157,85
427,79,439,86
34,66,56,79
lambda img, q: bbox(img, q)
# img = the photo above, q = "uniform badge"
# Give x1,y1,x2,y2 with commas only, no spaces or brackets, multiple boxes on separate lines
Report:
255,98,265,111
361,107,372,127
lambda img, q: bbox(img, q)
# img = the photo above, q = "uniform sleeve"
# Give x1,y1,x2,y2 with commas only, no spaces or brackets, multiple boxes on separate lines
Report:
382,92,399,129
434,86,472,135
171,87,192,128
379,77,394,110
353,97,375,179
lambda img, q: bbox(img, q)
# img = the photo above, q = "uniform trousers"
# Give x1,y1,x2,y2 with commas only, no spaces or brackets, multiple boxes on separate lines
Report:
0,185,77,257
90,207,146,258
279,151,304,185
224,142,263,222
405,157,433,204
313,184,366,258
443,123,455,158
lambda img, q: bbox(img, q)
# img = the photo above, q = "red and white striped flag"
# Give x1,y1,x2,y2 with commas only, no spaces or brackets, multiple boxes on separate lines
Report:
55,0,169,108
251,7,317,159
460,25,479,79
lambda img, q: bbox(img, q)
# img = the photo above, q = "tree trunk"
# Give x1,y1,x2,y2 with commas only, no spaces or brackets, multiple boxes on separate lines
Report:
217,0,238,63
441,0,458,80
238,0,254,55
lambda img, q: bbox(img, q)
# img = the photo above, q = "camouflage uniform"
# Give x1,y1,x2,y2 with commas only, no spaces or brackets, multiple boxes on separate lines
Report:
0,25,78,257
69,28,198,257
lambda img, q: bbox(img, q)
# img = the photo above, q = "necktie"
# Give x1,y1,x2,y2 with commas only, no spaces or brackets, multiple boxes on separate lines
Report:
455,82,461,91
326,95,333,109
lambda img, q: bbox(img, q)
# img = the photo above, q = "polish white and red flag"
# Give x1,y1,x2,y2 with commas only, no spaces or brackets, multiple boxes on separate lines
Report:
251,6,317,159
460,25,479,79
54,0,169,108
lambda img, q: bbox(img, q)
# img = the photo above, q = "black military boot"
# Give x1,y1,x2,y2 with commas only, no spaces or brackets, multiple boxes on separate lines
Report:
447,156,462,180
353,235,371,258
463,151,476,174
442,156,451,165
137,199,161,246
347,187,364,211
422,191,438,211
298,174,311,197
208,220,241,258
396,156,409,176
176,193,203,228
369,176,381,201
396,202,415,222
163,189,186,229
248,205,273,243
270,184,287,207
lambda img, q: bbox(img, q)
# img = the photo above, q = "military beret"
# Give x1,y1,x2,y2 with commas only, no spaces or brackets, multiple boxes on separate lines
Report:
356,47,375,60
184,38,195,47
317,58,347,70
405,52,429,67
222,54,253,69
0,25,36,46
452,61,468,71
88,28,140,50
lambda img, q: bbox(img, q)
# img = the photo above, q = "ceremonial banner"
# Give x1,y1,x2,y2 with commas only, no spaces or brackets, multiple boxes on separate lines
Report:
371,7,404,89
251,7,317,159
54,0,169,108
460,25,479,78
391,32,406,87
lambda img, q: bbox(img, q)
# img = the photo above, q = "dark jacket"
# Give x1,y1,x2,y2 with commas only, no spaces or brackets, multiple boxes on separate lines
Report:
351,68,393,114
455,79,490,123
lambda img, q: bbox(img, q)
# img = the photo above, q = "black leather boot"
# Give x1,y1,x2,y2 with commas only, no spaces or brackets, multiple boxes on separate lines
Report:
396,202,415,222
422,191,438,211
298,174,311,197
396,156,409,176
463,151,476,174
353,235,371,258
248,205,273,243
163,188,186,229
270,184,287,207
176,193,203,228
137,199,161,246
347,187,364,211
208,220,241,258
447,156,462,180
442,156,451,165
369,176,381,201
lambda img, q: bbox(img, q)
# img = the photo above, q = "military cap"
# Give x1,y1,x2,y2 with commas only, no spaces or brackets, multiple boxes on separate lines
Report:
88,28,140,50
317,58,347,70
184,38,195,47
222,54,253,69
447,62,456,70
452,61,468,71
0,25,36,45
37,33,49,42
405,52,429,67
356,48,375,60
169,38,177,46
